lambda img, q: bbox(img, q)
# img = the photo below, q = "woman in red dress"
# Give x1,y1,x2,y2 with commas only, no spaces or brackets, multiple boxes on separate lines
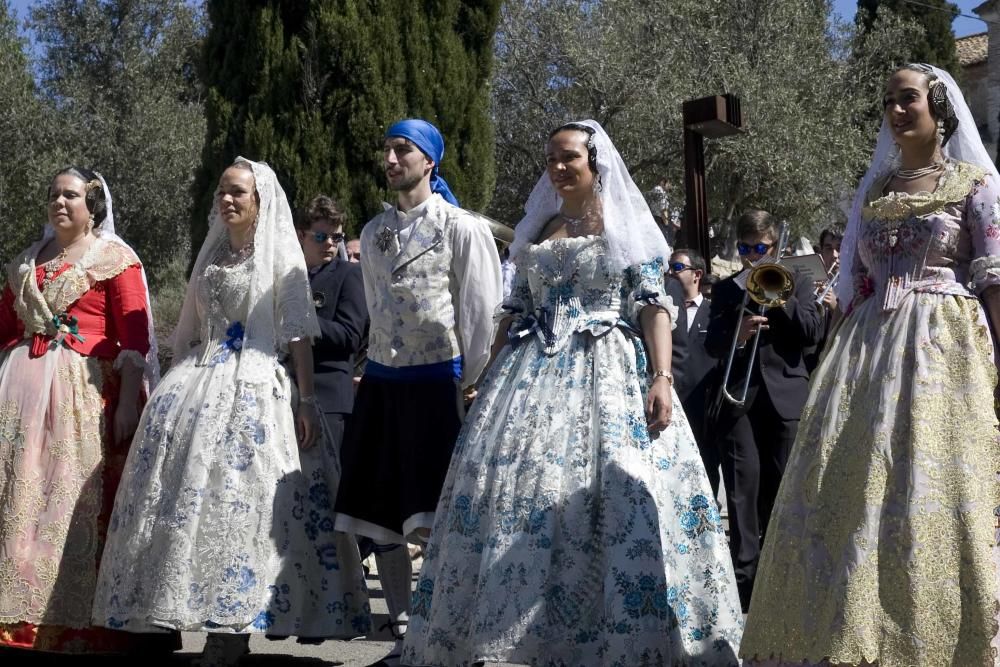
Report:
0,167,172,654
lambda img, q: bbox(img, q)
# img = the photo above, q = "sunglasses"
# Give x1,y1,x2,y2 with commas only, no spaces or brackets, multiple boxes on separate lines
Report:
668,262,694,273
311,231,345,244
737,242,774,256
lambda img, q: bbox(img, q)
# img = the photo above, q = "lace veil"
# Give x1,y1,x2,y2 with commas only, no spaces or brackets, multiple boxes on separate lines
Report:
171,157,320,384
509,119,670,271
838,64,1000,306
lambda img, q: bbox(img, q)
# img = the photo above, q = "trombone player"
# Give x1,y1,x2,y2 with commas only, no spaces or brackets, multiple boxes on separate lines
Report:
806,228,843,371
705,209,822,612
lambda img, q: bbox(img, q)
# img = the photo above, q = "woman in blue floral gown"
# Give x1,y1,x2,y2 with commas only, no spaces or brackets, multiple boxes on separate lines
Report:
403,121,743,667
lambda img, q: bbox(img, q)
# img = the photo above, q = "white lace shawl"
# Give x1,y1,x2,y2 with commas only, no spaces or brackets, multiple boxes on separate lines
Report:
171,158,320,384
509,119,671,272
839,65,1000,307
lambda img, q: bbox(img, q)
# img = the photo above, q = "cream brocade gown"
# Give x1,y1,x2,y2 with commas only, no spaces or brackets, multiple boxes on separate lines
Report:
741,161,1000,666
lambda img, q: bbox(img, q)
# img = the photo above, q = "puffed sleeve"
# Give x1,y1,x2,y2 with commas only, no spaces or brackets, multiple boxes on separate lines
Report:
966,171,1000,294
452,216,504,388
107,264,152,370
624,258,677,330
496,263,533,324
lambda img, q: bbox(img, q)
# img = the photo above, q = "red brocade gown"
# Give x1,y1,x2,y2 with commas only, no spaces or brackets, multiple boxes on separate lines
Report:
0,238,177,654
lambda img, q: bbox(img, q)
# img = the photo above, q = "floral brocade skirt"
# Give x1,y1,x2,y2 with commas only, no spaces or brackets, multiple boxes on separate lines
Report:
403,328,743,667
0,343,176,654
741,292,1000,666
91,346,370,638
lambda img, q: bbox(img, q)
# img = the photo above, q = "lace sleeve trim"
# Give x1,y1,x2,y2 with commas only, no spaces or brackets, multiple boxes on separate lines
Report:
631,291,678,331
969,255,1000,293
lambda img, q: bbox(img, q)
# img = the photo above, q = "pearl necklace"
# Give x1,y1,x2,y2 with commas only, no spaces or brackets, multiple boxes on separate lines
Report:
215,237,255,266
215,224,257,266
895,162,944,181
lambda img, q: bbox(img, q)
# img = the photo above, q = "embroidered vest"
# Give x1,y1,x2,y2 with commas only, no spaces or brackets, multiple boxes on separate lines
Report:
363,197,463,369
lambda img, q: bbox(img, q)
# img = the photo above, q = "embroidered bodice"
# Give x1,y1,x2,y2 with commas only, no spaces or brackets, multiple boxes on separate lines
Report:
0,238,150,362
505,235,675,355
193,257,253,361
855,161,1000,310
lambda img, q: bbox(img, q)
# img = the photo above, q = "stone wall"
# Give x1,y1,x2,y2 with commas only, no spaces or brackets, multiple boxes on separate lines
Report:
975,0,999,160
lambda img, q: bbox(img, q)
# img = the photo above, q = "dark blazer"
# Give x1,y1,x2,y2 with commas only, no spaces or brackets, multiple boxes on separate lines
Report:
665,279,689,392
675,297,715,407
666,278,716,406
310,258,368,414
705,266,821,420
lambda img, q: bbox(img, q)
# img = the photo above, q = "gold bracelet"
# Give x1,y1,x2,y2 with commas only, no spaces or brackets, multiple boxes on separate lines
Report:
651,370,673,384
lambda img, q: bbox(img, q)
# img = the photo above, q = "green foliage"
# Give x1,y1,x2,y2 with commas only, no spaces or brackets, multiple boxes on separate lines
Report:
28,0,206,284
490,0,921,244
192,0,501,251
0,0,62,263
857,0,959,74
149,252,189,370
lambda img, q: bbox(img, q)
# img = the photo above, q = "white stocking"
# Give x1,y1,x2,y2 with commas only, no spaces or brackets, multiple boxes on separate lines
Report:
374,542,412,664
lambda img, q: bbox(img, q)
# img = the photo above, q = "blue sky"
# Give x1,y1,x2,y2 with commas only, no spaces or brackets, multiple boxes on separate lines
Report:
8,0,993,39
833,0,990,37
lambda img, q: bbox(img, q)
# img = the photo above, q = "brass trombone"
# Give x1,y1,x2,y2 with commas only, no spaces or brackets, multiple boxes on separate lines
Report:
718,223,795,407
814,258,840,305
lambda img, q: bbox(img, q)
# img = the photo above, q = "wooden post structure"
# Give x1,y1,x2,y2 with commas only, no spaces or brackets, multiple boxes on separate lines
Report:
681,94,743,272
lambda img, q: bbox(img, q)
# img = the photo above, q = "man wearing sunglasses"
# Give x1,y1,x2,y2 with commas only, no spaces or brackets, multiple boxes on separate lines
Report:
705,209,822,612
667,249,720,499
295,194,368,452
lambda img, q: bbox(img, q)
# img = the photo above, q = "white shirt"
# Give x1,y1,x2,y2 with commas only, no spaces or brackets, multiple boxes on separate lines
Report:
685,293,703,332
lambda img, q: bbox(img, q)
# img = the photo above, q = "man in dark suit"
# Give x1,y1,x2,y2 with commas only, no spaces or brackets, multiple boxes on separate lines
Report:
706,209,822,611
667,248,719,497
296,195,368,453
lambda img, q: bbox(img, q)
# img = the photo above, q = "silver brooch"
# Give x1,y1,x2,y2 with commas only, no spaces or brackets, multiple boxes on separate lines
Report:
313,291,326,308
375,226,396,254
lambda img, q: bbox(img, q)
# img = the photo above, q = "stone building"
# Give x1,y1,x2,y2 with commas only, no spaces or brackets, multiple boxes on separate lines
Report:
969,0,998,160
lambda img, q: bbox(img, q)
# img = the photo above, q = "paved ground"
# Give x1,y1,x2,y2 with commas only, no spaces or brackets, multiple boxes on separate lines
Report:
3,477,729,665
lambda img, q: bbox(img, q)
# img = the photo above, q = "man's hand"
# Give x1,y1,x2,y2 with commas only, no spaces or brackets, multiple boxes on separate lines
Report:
737,314,769,346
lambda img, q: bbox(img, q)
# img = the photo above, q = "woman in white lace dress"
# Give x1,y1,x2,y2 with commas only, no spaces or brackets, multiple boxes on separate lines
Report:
402,121,743,667
92,158,370,666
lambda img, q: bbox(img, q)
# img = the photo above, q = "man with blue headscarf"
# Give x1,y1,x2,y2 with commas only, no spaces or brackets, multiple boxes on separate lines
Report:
333,118,502,667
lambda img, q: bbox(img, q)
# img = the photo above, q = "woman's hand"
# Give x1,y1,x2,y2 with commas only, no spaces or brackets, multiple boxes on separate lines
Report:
645,376,673,435
113,400,140,447
463,385,478,406
296,403,319,449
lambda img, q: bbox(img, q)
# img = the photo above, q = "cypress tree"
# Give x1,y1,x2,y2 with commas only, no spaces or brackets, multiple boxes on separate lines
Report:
857,0,960,72
192,0,501,250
